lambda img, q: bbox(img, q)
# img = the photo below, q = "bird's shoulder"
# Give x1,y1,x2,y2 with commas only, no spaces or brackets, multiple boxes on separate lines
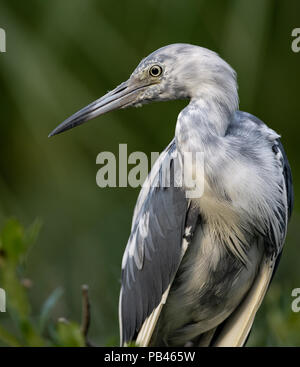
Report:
231,111,293,210
225,111,294,249
228,110,280,143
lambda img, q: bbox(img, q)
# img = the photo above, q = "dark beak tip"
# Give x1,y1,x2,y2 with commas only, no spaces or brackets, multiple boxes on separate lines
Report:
48,129,58,138
48,119,72,138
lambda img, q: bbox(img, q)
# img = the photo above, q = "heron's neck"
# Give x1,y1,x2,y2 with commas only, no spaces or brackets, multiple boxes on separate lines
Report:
175,91,238,153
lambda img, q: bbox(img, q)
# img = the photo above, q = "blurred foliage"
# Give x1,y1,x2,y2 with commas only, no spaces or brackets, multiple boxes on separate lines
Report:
248,283,300,346
0,0,299,346
0,219,84,346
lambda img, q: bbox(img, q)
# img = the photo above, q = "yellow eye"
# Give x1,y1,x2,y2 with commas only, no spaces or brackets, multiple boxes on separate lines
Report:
149,65,163,77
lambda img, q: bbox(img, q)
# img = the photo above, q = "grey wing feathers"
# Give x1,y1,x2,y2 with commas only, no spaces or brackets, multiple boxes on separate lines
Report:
275,139,293,220
235,111,293,248
266,137,293,254
267,137,293,275
119,139,199,345
210,115,293,347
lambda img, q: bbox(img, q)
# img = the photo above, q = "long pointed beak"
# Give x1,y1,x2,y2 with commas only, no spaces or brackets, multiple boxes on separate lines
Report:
48,79,146,137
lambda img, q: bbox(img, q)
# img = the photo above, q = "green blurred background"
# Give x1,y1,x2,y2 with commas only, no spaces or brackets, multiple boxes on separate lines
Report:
0,0,299,346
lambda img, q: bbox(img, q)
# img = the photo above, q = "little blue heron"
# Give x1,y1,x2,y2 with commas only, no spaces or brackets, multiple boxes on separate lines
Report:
49,44,293,347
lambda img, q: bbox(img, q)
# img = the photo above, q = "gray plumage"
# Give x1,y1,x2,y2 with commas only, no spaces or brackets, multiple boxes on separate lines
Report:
49,44,293,347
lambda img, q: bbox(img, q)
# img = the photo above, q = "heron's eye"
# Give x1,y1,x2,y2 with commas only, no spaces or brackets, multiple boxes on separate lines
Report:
149,65,162,77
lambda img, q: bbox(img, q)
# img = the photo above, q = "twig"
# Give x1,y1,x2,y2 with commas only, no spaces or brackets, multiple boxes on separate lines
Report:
80,284,96,347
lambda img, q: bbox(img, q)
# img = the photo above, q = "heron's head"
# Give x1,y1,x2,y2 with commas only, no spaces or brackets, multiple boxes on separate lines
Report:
49,43,238,137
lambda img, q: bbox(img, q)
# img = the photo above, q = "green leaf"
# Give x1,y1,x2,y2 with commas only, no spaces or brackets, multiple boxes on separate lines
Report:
18,318,46,347
2,262,31,318
0,324,22,347
1,219,25,263
39,287,64,333
56,321,85,347
24,219,42,254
